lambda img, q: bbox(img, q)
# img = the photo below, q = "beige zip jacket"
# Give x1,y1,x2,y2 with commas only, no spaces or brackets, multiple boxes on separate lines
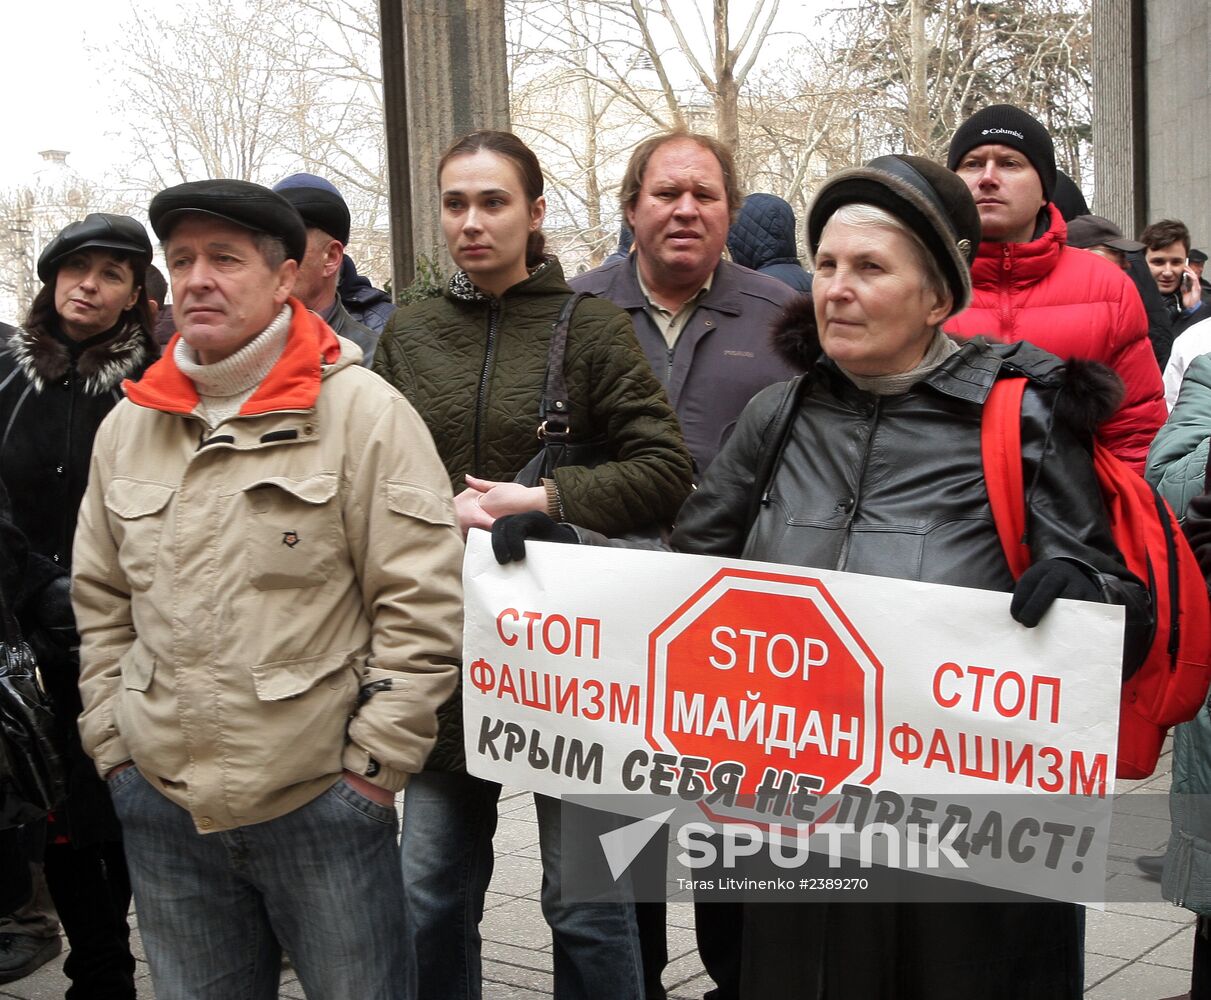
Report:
72,304,463,832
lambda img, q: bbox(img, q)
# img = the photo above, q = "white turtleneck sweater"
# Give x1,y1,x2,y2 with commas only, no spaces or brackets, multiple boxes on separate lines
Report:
174,305,292,429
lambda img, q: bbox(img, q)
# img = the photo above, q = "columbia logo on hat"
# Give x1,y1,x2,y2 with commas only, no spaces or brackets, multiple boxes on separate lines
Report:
947,104,1057,201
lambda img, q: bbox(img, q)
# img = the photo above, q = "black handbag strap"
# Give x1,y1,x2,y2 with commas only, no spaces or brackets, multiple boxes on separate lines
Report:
537,293,593,442
743,373,809,532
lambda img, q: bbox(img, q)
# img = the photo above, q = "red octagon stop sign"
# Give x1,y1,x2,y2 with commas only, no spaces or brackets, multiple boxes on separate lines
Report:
648,568,883,818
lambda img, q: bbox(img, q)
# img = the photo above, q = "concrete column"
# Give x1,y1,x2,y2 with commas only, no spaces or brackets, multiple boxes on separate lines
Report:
1141,1,1211,245
1091,0,1145,235
380,0,510,294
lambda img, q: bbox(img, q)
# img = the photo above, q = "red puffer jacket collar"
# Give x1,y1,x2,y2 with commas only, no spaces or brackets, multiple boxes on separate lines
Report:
969,203,1065,292
945,204,1165,472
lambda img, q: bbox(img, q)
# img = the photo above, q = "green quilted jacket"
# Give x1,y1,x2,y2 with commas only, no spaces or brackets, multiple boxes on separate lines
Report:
374,259,692,533
373,258,693,770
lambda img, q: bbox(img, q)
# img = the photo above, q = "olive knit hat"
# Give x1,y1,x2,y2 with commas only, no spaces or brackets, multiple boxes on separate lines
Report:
807,154,981,316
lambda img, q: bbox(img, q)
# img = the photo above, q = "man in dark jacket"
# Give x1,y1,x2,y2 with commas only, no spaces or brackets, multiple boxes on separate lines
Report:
726,193,811,292
1141,218,1208,337
272,173,380,366
572,128,798,1000
571,131,798,479
338,255,395,335
1066,214,1174,368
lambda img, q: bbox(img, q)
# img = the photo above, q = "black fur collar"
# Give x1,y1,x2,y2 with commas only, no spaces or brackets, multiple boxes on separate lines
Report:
770,293,821,371
7,319,154,395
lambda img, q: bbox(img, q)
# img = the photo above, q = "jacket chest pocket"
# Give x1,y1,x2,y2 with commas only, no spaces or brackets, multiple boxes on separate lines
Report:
243,473,341,590
103,479,174,591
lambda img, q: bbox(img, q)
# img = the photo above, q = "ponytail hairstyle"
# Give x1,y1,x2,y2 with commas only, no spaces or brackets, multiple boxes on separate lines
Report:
438,130,547,267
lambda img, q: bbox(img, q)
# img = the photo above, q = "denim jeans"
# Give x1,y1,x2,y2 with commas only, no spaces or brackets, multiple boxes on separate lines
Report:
109,767,407,1000
399,770,642,1000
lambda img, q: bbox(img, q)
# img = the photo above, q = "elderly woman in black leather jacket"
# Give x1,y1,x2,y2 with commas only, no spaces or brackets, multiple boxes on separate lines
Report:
496,156,1151,1000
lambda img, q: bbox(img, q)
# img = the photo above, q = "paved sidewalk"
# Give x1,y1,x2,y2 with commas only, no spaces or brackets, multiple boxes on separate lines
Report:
1,754,1196,999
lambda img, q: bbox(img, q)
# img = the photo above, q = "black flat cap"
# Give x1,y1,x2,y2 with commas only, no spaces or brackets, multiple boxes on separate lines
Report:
38,213,152,283
149,179,307,264
1190,248,1208,265
273,173,351,245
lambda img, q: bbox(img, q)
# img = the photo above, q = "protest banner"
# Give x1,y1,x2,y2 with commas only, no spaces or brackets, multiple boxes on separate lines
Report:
461,533,1123,902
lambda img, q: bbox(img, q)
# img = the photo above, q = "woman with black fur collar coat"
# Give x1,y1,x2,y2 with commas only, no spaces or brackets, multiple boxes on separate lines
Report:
0,214,155,998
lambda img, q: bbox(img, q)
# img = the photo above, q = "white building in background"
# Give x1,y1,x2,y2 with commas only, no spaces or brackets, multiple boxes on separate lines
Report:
0,149,95,322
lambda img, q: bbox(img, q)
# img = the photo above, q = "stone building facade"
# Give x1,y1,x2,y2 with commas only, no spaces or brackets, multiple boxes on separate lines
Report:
1094,0,1211,246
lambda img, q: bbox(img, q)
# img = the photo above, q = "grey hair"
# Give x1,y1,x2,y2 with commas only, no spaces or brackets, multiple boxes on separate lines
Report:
251,232,289,271
821,203,950,306
159,213,291,271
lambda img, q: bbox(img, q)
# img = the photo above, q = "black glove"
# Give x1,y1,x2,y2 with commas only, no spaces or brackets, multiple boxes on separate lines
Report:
491,512,578,565
27,574,79,666
1010,559,1101,628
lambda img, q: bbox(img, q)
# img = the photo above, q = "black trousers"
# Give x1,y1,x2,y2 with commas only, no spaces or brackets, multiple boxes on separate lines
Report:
1194,914,1210,1000
43,840,135,1000
635,900,742,1000
633,826,743,1000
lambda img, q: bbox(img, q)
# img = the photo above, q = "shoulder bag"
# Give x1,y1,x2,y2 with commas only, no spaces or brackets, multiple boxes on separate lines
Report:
0,587,66,829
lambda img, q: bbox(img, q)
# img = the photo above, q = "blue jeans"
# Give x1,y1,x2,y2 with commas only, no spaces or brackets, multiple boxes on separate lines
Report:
399,770,642,1000
109,767,407,1000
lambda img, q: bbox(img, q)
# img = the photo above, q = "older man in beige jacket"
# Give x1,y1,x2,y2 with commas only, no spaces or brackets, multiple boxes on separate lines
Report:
71,179,463,1000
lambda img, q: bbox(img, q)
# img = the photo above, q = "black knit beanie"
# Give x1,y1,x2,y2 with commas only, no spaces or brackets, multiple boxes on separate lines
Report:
807,154,981,316
946,105,1057,202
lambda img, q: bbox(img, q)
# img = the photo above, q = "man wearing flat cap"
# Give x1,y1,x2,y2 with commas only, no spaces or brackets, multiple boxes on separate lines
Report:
272,173,379,365
1158,235,1211,408
943,104,1165,473
70,178,463,997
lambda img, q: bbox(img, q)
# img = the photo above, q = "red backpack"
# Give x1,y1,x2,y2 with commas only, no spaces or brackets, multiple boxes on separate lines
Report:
982,377,1211,778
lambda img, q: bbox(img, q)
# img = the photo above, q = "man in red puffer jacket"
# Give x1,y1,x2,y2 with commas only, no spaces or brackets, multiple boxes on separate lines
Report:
943,104,1165,472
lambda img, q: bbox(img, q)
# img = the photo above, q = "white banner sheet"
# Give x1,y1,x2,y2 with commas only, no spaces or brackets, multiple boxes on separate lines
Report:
461,533,1123,901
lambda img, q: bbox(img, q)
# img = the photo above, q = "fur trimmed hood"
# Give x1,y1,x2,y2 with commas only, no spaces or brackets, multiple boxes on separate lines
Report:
6,319,157,395
768,292,1125,432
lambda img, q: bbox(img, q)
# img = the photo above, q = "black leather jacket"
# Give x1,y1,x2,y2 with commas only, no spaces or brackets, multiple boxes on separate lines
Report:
670,326,1152,670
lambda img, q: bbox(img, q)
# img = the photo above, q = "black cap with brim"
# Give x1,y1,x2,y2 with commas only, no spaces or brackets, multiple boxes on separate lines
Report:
37,213,153,283
272,179,351,246
1065,214,1144,253
149,179,307,264
807,154,980,316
